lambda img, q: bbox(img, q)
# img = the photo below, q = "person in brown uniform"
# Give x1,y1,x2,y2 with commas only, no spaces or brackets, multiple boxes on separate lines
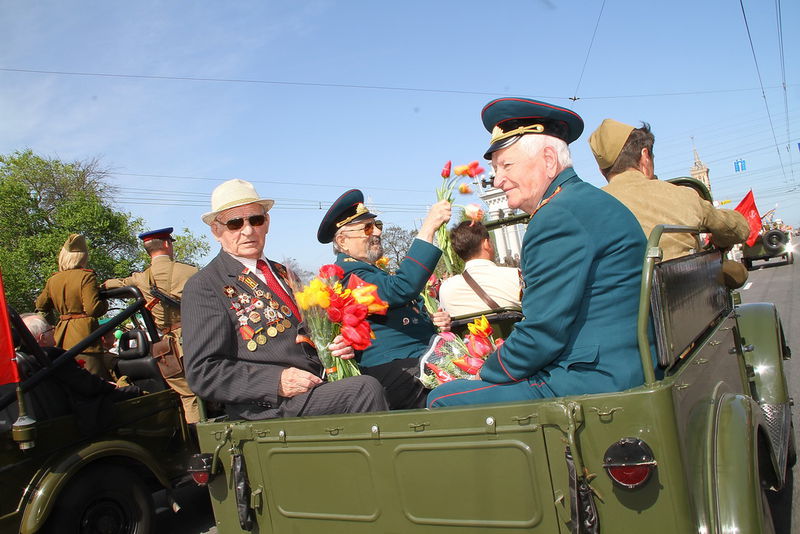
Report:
35,234,110,378
102,227,200,423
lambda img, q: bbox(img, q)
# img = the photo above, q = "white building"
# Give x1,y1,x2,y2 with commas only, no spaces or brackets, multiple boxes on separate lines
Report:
476,175,525,266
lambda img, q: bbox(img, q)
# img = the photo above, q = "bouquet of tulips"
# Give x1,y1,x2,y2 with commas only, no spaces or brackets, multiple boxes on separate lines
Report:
436,160,486,275
418,316,503,389
295,265,388,381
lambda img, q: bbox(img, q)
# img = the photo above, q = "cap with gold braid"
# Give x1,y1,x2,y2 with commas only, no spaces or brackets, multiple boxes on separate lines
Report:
588,118,635,171
481,97,585,159
317,189,378,244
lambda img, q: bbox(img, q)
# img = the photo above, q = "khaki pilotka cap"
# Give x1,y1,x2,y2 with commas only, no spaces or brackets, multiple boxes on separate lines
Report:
588,119,635,170
63,233,88,254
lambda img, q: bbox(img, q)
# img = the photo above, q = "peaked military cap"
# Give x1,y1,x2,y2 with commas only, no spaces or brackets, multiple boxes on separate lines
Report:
138,227,174,242
481,97,585,159
317,189,378,244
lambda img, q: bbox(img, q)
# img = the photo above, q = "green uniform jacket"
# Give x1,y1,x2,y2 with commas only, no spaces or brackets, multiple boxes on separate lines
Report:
336,239,441,367
478,168,648,396
35,268,108,353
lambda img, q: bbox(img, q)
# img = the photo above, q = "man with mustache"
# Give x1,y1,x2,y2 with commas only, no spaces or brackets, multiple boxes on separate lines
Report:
428,97,651,408
318,190,452,409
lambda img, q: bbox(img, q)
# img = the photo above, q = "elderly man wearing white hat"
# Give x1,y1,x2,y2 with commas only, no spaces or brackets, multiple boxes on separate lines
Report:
182,179,388,420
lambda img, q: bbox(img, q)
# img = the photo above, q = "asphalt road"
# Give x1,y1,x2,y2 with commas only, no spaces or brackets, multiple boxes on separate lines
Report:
738,255,798,533
159,254,799,534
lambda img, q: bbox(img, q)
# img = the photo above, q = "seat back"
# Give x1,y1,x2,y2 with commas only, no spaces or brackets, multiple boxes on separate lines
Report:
649,250,730,368
450,306,523,340
116,329,167,392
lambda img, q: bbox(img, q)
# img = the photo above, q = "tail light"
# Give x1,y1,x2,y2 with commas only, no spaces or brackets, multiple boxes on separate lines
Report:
188,453,215,486
603,438,657,489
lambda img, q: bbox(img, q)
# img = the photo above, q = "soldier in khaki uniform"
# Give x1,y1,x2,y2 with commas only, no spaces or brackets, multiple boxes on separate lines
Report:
102,227,200,423
589,119,750,287
36,234,111,378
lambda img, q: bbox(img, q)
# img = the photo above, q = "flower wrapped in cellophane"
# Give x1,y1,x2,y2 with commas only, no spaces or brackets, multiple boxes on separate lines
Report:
418,315,504,389
295,265,388,381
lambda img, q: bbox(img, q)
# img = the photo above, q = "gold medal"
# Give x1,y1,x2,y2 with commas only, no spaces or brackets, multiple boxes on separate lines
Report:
282,319,291,329
246,339,258,351
267,326,278,337
249,311,262,323
280,305,291,316
270,300,280,309
276,323,285,333
256,334,267,345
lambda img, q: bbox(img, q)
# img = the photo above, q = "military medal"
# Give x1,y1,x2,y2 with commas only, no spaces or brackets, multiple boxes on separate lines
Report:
267,326,278,337
254,299,265,309
246,339,258,351
238,293,251,304
249,311,262,323
238,315,248,326
270,300,279,309
239,274,259,290
282,319,291,329
276,323,285,333
280,305,292,317
239,325,255,340
266,308,277,320
223,286,236,298
256,334,267,345
402,317,410,326
254,288,265,297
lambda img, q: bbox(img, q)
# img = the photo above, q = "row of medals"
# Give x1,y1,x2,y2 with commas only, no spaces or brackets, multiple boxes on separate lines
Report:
224,283,293,352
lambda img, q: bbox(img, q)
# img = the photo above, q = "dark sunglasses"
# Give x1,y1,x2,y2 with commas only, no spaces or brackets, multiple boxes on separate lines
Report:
342,220,383,236
216,214,267,231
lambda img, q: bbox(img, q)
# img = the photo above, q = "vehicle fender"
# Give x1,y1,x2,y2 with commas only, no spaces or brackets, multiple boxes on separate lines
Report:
19,439,173,534
711,393,766,534
735,302,789,404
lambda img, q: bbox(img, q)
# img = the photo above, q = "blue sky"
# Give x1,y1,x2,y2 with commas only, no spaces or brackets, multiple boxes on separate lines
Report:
2,0,797,271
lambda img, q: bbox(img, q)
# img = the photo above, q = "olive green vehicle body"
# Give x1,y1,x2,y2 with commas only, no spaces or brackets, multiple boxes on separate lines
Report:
194,226,793,533
0,288,196,534
742,230,794,270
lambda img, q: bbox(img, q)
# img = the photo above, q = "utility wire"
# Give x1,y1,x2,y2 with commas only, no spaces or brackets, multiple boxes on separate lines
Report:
571,0,607,102
738,0,788,182
0,66,792,102
775,0,795,183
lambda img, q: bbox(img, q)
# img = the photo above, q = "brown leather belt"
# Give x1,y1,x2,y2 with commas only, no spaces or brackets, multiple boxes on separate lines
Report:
60,313,89,320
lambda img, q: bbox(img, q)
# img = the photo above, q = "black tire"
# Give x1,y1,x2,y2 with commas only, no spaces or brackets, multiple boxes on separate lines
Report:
762,230,788,255
43,464,154,534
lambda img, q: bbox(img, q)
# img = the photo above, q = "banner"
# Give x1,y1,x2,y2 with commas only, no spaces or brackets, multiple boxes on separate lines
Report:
0,270,20,386
734,190,762,247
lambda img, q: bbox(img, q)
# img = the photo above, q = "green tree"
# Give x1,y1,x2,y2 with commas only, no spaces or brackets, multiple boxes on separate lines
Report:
380,224,416,272
0,149,208,312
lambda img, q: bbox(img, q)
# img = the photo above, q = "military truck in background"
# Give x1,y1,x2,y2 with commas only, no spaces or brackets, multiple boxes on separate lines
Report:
742,223,794,270
0,285,196,534
188,223,794,534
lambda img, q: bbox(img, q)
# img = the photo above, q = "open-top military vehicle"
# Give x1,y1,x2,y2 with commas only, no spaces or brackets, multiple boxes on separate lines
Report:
189,224,794,534
0,284,196,534
742,224,794,270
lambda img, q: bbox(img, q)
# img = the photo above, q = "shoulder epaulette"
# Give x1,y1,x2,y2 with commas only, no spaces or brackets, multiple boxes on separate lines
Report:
343,257,358,263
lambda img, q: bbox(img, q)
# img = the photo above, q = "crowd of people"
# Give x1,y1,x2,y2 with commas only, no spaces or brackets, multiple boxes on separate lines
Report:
19,97,750,422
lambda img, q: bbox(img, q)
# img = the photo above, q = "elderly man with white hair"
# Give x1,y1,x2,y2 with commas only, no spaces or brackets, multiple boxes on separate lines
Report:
181,179,388,420
428,97,652,408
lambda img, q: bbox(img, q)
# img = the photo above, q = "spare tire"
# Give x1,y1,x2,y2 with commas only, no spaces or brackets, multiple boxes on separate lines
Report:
762,230,788,255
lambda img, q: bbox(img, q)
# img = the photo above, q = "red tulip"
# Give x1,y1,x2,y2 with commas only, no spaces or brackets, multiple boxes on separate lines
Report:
319,264,345,280
466,334,493,358
426,363,455,384
441,160,452,178
452,356,485,375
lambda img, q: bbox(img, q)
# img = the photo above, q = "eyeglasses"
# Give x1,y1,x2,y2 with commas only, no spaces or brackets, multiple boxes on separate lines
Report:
341,220,383,236
216,214,267,231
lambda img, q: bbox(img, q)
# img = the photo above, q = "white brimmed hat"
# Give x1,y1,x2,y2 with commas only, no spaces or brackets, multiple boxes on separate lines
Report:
201,179,275,225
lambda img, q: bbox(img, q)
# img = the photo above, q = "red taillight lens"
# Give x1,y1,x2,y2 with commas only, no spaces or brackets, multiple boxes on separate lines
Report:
606,464,653,488
603,438,657,489
191,471,210,486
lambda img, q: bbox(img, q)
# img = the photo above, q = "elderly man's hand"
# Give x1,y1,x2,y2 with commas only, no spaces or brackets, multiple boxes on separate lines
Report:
278,367,323,398
328,335,355,360
417,200,452,243
432,309,452,332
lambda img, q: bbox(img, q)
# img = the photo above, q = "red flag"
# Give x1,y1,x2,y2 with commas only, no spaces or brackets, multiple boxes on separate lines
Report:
0,271,20,386
734,190,762,247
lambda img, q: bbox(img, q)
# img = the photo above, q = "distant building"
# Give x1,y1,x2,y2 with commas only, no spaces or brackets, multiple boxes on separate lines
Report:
476,174,525,266
690,146,711,194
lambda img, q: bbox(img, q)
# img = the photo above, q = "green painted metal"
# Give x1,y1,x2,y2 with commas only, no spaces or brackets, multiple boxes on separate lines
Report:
736,303,790,405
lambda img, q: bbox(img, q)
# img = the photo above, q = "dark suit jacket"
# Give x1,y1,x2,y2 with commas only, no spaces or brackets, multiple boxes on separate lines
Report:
182,250,321,420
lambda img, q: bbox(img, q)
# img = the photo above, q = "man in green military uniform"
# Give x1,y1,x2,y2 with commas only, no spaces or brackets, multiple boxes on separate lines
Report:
102,227,200,423
318,190,452,409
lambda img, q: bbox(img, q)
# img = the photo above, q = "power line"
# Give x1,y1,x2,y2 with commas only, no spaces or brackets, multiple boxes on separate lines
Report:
738,0,788,182
570,0,607,101
775,0,795,184
0,66,793,102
